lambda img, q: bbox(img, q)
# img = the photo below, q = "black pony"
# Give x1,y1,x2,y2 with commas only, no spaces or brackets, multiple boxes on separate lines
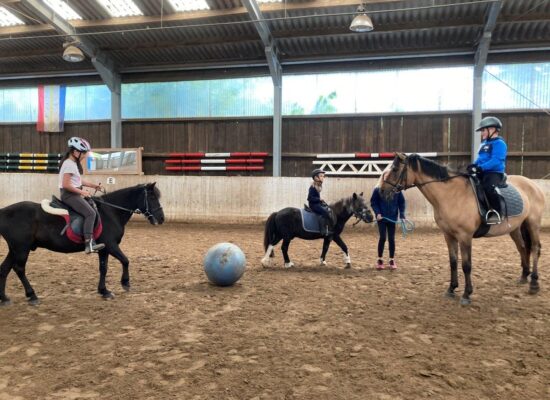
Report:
262,193,373,269
0,183,164,305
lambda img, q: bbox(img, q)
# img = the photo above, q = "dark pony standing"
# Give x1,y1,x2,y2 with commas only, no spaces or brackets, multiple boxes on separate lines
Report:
380,153,545,305
0,183,164,305
262,193,373,269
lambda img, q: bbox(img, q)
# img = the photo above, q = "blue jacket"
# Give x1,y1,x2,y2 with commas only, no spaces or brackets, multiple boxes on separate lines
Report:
474,136,507,173
370,188,406,221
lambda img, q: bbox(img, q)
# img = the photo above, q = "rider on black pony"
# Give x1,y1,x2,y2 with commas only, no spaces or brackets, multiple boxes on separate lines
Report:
307,168,333,237
58,137,105,254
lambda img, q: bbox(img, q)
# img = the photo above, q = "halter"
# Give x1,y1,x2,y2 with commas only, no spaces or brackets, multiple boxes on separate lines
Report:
383,156,464,193
350,203,372,226
93,187,163,224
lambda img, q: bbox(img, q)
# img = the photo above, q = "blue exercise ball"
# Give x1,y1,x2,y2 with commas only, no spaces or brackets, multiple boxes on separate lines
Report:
203,243,246,286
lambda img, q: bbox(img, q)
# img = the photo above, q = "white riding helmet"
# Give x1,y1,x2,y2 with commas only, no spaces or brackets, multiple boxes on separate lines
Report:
68,137,91,152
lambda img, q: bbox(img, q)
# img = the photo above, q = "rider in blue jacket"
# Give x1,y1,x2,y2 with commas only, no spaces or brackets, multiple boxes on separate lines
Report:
467,116,507,224
308,169,332,237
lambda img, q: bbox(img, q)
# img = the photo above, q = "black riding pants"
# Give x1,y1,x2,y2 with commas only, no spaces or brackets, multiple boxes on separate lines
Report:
60,189,97,240
377,220,396,258
481,172,505,210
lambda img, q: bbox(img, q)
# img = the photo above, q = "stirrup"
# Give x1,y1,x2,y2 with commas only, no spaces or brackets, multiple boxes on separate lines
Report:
85,240,105,254
485,209,501,225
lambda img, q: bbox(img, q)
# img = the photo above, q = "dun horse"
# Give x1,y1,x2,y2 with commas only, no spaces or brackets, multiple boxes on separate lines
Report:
262,193,373,269
381,153,545,305
0,183,164,305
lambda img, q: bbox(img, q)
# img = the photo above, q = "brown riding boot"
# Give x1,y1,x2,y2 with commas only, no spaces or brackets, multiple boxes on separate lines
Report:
85,239,105,254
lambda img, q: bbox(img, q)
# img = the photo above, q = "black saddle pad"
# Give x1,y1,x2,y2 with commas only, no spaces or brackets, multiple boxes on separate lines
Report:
300,209,323,233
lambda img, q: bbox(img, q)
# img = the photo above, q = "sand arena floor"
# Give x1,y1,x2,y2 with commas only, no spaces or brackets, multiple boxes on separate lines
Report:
1,223,549,400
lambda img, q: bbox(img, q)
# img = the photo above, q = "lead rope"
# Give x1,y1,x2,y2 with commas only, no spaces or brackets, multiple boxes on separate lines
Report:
375,217,415,238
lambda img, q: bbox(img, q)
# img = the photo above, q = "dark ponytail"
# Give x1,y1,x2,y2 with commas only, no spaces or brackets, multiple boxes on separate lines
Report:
59,148,83,174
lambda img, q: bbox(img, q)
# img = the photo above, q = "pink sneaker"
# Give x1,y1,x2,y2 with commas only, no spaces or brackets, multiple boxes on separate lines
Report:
376,259,385,270
388,259,397,270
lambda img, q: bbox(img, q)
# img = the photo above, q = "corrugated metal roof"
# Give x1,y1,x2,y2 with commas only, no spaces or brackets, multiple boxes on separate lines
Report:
1,0,549,81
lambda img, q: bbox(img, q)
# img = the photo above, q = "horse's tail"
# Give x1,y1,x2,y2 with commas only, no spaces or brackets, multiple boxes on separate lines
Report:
264,212,278,251
521,221,533,255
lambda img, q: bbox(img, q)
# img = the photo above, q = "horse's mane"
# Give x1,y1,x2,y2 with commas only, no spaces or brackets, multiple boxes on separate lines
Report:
330,196,354,215
408,154,453,180
101,184,161,202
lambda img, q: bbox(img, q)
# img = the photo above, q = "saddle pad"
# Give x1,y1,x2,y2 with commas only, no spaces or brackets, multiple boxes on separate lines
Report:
497,184,523,217
300,209,322,233
62,214,103,244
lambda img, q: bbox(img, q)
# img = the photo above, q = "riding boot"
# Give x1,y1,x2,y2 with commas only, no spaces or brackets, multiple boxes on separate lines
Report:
321,217,333,237
85,238,105,254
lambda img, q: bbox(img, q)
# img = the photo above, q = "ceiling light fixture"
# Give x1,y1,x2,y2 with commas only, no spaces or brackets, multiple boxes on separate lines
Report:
349,3,374,32
62,42,85,62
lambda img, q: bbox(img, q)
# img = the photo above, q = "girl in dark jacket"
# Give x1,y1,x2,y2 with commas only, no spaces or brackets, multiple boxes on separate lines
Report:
370,186,406,270
308,169,332,237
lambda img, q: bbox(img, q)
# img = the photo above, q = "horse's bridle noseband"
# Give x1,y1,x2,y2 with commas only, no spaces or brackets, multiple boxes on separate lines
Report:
140,188,163,224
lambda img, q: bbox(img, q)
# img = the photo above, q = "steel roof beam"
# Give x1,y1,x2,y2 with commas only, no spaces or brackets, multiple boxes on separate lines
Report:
472,0,502,161
241,0,282,176
20,0,120,93
20,0,122,148
241,0,281,86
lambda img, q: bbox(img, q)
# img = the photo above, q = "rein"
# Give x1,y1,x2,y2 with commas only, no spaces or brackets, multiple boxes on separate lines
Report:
92,187,162,222
384,158,465,192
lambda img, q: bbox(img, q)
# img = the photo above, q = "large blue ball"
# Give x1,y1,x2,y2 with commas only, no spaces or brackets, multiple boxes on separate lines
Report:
203,243,246,286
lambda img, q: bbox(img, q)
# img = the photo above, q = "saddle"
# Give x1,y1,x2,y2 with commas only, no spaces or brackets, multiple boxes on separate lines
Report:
41,196,103,244
302,204,334,234
469,176,524,238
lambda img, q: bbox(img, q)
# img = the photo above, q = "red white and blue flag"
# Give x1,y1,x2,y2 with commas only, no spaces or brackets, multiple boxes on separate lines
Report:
37,85,66,132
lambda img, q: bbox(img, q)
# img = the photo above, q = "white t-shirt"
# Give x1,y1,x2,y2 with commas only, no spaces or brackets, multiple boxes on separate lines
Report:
58,159,82,189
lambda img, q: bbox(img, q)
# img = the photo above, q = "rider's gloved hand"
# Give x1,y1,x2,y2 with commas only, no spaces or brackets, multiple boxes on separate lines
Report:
467,164,482,175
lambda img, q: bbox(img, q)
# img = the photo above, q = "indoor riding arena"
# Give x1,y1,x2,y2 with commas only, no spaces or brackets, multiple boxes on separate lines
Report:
1,1,550,399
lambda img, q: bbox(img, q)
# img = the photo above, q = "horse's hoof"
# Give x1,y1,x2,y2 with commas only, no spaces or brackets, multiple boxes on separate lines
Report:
28,298,40,306
518,277,529,285
100,291,115,300
528,286,540,295
284,262,294,269
460,297,471,306
261,258,271,268
345,263,351,269
121,285,131,292
0,299,12,307
320,259,327,266
445,291,456,299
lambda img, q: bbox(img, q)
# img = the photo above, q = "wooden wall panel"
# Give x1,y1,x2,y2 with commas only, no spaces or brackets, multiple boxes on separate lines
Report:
0,122,110,154
1,113,548,178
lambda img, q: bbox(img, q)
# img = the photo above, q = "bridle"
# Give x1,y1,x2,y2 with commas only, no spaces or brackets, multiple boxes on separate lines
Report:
93,187,163,224
350,203,373,226
383,156,464,193
383,158,413,193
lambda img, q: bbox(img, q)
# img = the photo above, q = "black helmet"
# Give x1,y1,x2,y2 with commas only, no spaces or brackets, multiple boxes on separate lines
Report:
476,116,502,131
311,168,325,179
